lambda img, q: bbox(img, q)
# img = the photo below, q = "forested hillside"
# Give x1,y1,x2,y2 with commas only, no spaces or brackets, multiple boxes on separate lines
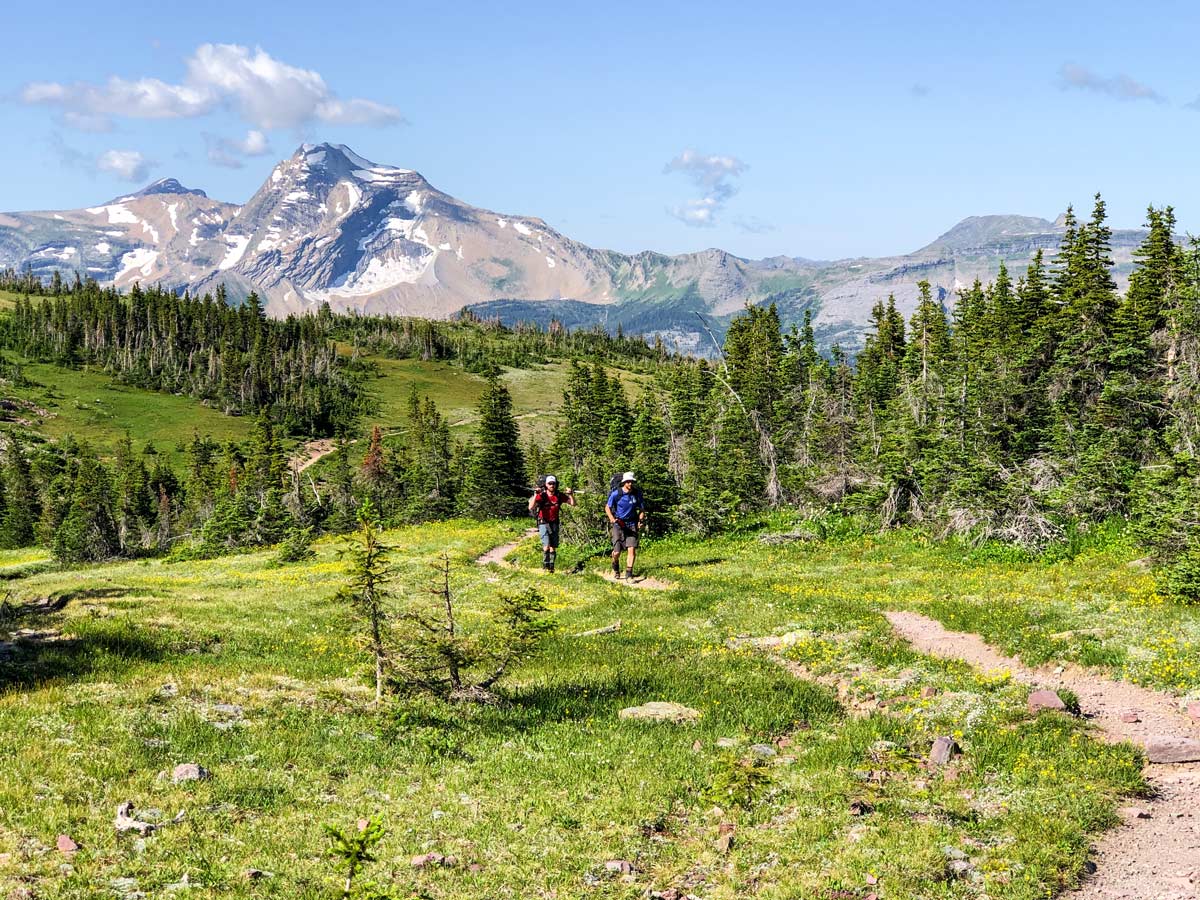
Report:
0,196,1198,599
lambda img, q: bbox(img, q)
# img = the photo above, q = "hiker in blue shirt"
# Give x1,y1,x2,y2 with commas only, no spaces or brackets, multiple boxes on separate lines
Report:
606,471,646,580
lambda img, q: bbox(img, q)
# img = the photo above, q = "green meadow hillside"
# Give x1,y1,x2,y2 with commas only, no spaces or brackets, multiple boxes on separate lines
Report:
5,517,1193,899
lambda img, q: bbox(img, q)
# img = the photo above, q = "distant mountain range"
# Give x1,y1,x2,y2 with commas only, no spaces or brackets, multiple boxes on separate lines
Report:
0,144,1152,351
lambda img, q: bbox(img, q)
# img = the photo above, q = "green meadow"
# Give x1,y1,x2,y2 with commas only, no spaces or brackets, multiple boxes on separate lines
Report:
3,517,1189,899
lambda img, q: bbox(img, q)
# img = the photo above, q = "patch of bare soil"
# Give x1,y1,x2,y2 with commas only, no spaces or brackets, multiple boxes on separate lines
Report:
474,529,538,567
595,570,675,590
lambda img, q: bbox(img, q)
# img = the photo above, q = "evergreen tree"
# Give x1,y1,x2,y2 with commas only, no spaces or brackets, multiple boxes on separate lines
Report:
461,378,526,518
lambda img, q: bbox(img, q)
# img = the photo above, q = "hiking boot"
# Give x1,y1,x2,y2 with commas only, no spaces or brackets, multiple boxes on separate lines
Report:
548,552,556,574
612,557,620,577
625,568,634,581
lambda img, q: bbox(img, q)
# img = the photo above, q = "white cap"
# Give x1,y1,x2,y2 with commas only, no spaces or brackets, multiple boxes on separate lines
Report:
621,471,636,483
545,475,557,483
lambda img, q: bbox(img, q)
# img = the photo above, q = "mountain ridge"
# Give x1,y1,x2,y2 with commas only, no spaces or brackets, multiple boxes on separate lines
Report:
0,144,1151,350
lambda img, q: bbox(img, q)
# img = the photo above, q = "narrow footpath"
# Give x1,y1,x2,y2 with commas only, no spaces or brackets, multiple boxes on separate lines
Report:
887,610,1200,900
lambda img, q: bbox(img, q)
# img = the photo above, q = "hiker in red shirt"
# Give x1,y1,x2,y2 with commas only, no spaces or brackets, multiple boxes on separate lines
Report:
528,475,575,572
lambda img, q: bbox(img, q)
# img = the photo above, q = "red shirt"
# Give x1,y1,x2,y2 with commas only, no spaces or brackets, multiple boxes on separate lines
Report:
533,489,566,523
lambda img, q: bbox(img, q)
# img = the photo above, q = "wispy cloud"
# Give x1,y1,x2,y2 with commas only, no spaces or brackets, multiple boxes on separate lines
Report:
96,149,153,182
663,149,747,227
734,216,776,235
50,135,155,183
1058,63,1165,102
204,129,273,168
910,83,931,98
21,43,405,133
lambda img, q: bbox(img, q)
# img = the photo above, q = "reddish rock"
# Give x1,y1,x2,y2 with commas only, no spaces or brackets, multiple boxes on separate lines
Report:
1121,710,1141,723
604,859,634,874
1146,738,1200,764
1186,701,1200,722
1027,690,1067,713
929,736,958,766
920,686,938,699
171,763,210,784
411,853,444,868
55,835,78,854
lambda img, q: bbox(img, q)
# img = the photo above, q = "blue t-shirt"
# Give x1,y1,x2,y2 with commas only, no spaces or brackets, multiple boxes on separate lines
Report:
607,488,643,525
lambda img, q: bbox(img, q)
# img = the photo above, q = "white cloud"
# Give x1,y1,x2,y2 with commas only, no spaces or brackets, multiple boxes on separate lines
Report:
1059,63,1164,102
21,43,403,132
238,129,271,155
96,149,153,182
204,129,274,169
663,149,748,227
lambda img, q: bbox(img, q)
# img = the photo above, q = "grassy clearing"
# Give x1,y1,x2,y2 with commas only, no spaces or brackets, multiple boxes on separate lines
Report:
367,357,648,444
7,362,254,462
5,353,648,463
2,522,1182,898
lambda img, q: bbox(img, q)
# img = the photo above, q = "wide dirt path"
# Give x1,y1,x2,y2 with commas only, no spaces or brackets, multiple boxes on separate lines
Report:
887,610,1200,900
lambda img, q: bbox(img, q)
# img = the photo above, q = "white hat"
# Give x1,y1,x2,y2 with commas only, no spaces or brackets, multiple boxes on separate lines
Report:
621,471,636,483
545,475,557,483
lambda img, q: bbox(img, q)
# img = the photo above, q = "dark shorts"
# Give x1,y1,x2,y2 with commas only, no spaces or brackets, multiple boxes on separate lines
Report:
611,521,638,551
538,521,560,548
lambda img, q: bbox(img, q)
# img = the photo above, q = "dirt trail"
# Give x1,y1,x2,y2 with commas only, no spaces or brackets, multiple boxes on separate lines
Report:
475,529,537,567
887,610,1200,900
595,570,675,590
293,438,337,472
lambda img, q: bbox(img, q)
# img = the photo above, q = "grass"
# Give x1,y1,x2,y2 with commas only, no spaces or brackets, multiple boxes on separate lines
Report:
367,357,648,444
4,353,649,463
8,362,255,462
2,518,1185,899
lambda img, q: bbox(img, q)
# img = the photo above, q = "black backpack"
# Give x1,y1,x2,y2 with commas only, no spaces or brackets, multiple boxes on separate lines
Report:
608,474,645,516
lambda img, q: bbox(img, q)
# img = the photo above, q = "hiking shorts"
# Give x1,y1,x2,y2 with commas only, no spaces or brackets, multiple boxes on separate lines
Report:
611,521,638,552
538,521,560,548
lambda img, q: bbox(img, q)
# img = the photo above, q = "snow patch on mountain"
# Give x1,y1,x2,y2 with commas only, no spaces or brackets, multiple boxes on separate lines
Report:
87,204,139,225
219,235,250,270
117,248,158,279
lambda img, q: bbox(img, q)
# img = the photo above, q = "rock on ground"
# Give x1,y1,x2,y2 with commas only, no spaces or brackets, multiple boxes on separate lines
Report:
618,702,702,724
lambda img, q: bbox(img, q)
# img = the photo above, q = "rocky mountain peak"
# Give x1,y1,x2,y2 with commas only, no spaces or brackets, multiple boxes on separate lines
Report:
135,178,207,199
921,214,1059,252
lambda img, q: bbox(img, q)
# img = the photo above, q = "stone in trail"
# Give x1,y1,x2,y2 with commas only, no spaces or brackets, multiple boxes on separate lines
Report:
1028,689,1068,713
885,609,1200,900
618,701,701,724
1145,738,1200,764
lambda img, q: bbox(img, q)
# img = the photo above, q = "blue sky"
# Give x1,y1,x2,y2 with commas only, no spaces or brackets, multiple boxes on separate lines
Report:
5,0,1200,259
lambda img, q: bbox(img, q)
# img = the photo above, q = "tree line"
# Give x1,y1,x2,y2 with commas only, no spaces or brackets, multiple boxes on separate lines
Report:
2,196,1200,600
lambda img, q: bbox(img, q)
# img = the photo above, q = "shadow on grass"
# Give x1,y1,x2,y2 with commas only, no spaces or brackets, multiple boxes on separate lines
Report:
385,643,843,749
0,617,169,693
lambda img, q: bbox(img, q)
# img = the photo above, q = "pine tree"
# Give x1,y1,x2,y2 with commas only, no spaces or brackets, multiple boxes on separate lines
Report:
336,500,393,704
0,433,37,548
461,378,526,519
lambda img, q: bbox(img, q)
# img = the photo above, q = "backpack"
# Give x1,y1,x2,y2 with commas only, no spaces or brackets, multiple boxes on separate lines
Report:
608,474,645,517
531,475,553,520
